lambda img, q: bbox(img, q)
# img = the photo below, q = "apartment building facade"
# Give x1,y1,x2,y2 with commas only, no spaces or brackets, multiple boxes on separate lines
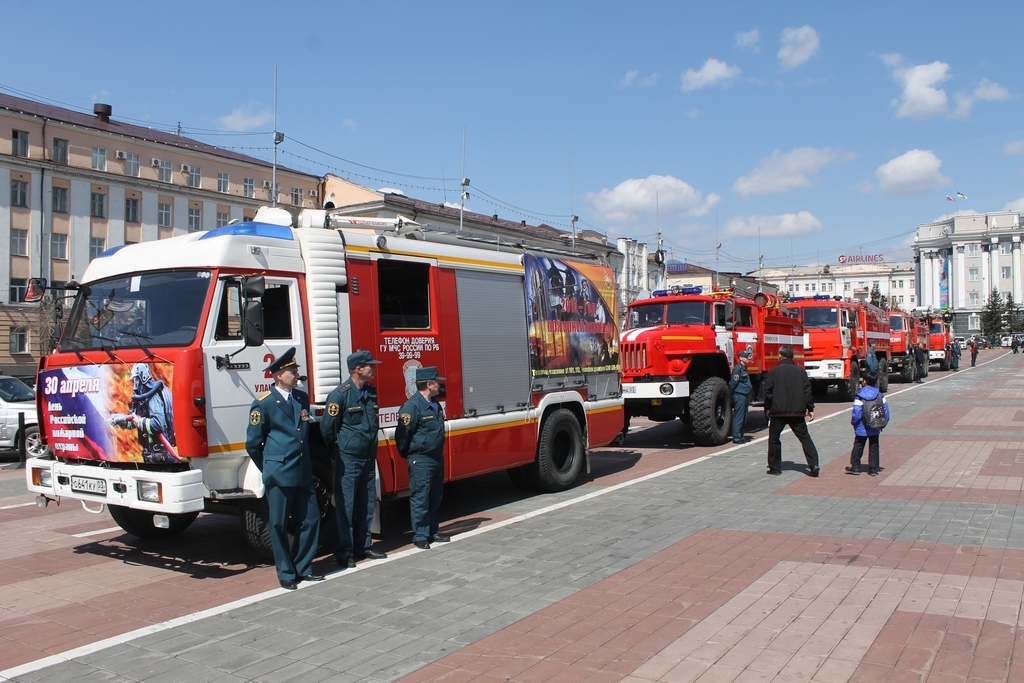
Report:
1,94,320,377
754,261,917,307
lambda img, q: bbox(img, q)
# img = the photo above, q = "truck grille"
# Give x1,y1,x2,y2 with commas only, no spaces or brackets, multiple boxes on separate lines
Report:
622,342,648,372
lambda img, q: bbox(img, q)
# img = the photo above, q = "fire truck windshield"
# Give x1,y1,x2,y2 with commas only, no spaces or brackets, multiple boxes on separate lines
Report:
889,317,903,331
930,323,944,334
801,307,839,329
666,301,710,325
627,303,663,329
59,270,213,352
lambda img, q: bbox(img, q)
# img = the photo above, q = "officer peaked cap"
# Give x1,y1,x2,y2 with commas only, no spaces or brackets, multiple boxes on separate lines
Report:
415,366,445,381
347,350,382,372
738,349,753,359
265,347,299,374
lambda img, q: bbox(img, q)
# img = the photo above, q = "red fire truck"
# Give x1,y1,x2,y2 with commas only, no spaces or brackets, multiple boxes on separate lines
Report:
922,314,951,371
25,207,624,556
620,287,804,446
786,296,891,398
888,310,919,382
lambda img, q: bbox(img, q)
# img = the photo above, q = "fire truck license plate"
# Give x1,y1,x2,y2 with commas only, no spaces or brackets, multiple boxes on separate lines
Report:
71,476,106,495
621,385,637,394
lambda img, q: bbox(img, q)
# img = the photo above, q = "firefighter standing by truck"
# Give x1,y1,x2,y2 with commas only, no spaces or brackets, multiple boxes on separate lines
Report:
729,349,753,444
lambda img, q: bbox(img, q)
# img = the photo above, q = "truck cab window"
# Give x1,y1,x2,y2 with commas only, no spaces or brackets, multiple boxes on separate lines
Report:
737,306,753,327
378,260,430,330
714,303,727,327
215,282,243,340
215,282,292,340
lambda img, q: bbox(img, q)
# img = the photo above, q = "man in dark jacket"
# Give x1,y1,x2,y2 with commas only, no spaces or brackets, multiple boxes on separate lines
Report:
913,342,927,383
395,367,448,549
763,345,819,477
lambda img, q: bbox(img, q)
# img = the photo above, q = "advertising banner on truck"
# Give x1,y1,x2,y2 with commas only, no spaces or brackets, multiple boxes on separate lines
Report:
39,362,183,463
524,254,618,376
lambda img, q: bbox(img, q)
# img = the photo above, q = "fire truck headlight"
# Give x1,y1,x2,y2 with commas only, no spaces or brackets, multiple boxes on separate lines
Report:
829,362,843,371
138,481,163,503
659,383,674,396
32,468,52,488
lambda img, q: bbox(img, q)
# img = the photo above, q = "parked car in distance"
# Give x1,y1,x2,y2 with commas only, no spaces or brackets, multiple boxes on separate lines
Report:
0,376,45,456
1002,335,1014,348
953,336,966,349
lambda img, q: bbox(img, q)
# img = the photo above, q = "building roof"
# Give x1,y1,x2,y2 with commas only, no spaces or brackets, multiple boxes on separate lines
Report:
0,92,315,177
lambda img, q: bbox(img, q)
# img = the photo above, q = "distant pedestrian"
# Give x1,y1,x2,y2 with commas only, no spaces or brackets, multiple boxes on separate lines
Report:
846,371,890,477
729,349,753,444
1013,337,1020,354
864,340,879,373
914,342,927,382
970,338,979,367
763,345,819,477
949,341,960,371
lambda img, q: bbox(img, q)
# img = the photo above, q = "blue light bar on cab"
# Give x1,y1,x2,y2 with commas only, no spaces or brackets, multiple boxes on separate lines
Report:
198,222,295,241
788,294,833,302
652,286,703,297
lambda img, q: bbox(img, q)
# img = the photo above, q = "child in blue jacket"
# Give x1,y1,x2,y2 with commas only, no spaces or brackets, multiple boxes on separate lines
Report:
846,370,889,476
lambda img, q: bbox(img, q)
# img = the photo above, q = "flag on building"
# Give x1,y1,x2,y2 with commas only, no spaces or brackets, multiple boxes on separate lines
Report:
957,192,968,200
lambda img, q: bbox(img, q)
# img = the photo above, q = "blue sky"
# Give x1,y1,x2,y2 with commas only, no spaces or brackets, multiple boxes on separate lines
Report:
4,2,1023,273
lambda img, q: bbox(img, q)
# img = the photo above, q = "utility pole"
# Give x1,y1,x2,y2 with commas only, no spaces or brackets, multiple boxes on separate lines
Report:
272,66,284,207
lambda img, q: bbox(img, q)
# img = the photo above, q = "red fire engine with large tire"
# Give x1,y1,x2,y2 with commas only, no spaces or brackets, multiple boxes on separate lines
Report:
24,207,624,557
887,310,921,383
921,313,952,371
785,296,891,398
619,286,804,446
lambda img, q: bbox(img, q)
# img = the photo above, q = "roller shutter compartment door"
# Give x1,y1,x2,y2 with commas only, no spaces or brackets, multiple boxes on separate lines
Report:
455,270,531,416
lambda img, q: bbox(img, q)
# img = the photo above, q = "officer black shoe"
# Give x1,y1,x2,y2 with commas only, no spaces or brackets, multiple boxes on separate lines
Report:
280,579,298,590
431,534,451,543
413,540,430,550
335,556,356,569
357,549,388,560
868,468,879,477
808,468,820,478
300,574,325,582
845,466,861,475
766,469,781,476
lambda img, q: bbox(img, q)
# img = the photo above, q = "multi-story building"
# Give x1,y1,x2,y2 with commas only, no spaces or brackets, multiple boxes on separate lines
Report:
665,261,777,297
1,94,320,377
914,211,1023,335
615,237,666,312
753,261,916,308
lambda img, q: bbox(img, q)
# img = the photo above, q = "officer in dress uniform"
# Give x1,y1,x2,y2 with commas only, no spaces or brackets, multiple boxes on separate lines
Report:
395,367,448,549
729,349,753,444
321,350,387,568
245,348,323,590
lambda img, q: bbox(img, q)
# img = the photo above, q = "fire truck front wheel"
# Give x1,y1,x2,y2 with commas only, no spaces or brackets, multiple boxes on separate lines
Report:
837,363,860,402
689,377,731,447
533,409,585,492
877,359,889,393
107,505,199,539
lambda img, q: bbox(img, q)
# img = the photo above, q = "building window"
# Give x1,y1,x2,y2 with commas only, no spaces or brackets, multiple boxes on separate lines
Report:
217,172,229,193
898,295,904,303
968,244,979,257
91,147,106,171
158,202,172,228
1000,242,1012,255
188,207,202,232
9,278,27,303
243,177,254,198
10,179,28,207
89,237,106,261
9,328,27,354
968,267,979,282
187,166,202,188
844,282,850,291
10,228,27,257
12,129,29,157
90,192,106,218
1003,266,1012,280
52,186,68,213
125,153,140,177
157,159,172,183
898,279,904,288
50,233,68,260
792,284,799,292
291,187,303,206
969,292,980,306
216,211,230,227
125,197,139,223
969,313,981,330
910,295,916,303
52,138,69,164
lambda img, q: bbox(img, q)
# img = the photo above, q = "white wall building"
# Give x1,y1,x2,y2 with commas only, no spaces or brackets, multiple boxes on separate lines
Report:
753,261,917,307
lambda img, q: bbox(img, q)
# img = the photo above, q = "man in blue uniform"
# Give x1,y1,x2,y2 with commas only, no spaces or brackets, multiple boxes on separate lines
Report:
245,348,323,590
321,350,387,568
395,367,448,549
729,349,753,444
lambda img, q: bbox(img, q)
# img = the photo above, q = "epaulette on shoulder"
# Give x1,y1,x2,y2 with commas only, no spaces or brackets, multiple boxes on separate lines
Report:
257,391,272,401
338,382,352,393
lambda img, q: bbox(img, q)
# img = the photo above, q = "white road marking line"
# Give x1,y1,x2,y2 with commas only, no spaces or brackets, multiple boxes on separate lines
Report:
0,502,35,511
71,526,122,538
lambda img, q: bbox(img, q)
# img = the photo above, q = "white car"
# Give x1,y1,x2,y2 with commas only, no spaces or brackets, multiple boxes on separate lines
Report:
0,376,46,457
953,337,966,349
1002,336,1014,348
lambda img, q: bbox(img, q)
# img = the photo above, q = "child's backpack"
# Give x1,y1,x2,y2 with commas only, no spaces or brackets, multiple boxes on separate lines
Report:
862,393,888,430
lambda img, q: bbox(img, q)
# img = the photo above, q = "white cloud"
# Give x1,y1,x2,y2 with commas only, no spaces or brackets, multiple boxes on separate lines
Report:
618,71,659,88
1004,197,1024,212
882,54,949,119
681,58,741,91
618,70,638,87
1004,140,1024,155
218,101,274,131
723,212,824,238
734,147,853,197
684,108,701,119
735,29,760,53
639,72,660,87
875,149,952,195
778,26,820,69
586,175,721,223
952,78,1013,119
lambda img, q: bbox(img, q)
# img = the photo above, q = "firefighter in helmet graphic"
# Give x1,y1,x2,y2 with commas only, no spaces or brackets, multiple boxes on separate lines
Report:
109,363,179,463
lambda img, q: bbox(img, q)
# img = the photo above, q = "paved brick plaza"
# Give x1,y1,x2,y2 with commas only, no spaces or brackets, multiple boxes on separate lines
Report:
1,350,1022,682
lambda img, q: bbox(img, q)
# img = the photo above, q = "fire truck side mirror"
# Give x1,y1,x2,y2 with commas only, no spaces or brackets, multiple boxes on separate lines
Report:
242,300,264,347
24,278,48,303
242,275,265,299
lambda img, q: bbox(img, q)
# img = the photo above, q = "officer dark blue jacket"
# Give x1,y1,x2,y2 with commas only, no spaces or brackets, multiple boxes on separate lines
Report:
246,387,313,488
729,360,752,397
321,380,379,459
394,393,445,459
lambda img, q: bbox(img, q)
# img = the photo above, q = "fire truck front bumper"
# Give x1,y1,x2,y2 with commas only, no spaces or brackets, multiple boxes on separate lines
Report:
804,360,845,380
929,351,946,361
621,381,690,400
26,457,205,514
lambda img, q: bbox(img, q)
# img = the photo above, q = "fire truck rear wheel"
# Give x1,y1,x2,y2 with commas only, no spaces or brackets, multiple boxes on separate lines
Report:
877,359,889,393
838,363,860,402
108,505,199,539
533,409,585,492
900,358,914,383
690,377,731,447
